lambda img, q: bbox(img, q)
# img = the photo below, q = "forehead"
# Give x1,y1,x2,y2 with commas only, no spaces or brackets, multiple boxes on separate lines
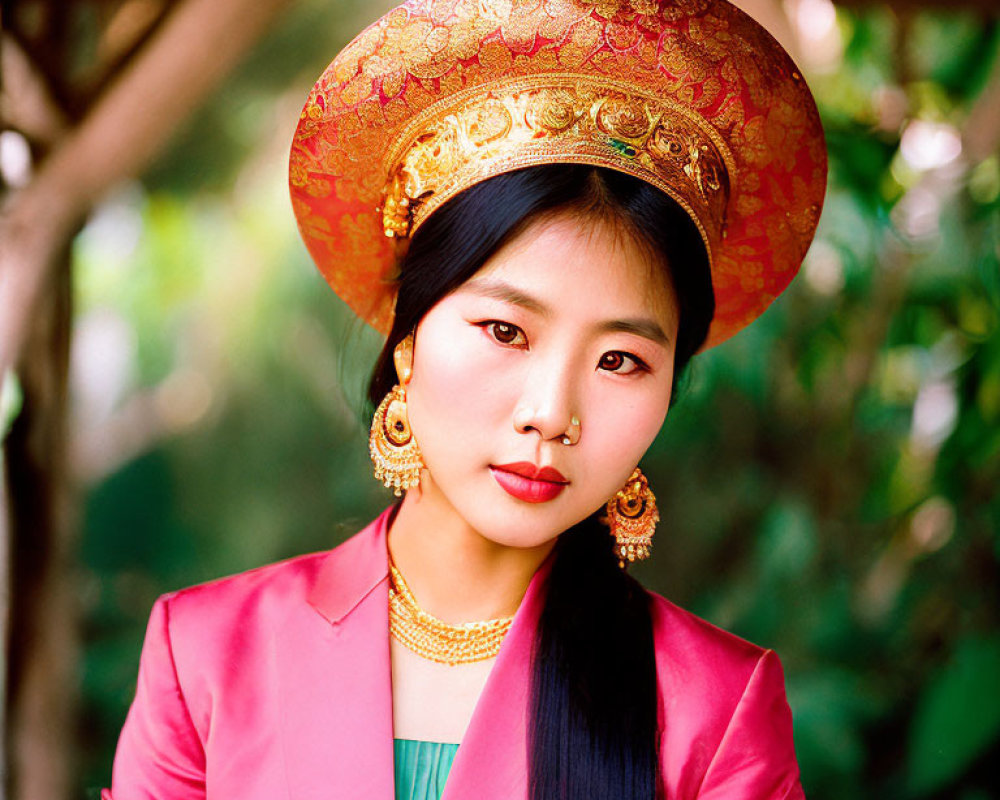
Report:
467,213,678,326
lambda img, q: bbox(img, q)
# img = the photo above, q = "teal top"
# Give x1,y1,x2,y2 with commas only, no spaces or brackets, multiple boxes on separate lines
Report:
394,738,460,800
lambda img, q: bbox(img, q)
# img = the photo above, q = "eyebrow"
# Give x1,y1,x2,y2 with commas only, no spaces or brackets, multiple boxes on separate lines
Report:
599,318,671,346
460,278,672,346
462,278,550,316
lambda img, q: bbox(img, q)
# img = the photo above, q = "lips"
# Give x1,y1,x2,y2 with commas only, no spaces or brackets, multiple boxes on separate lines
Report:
490,462,568,504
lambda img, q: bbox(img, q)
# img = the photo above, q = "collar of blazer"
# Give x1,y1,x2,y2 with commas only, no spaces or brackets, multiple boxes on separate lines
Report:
282,504,555,800
307,505,397,625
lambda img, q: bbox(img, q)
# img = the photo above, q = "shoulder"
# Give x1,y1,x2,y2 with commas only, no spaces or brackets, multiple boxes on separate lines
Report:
646,588,787,710
158,509,390,638
111,550,335,782
153,515,381,661
646,591,802,799
651,595,787,738
160,548,329,632
149,551,332,718
136,517,387,733
647,590,768,687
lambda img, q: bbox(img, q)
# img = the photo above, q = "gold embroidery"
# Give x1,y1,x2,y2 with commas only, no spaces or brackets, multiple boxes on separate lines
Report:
380,74,735,257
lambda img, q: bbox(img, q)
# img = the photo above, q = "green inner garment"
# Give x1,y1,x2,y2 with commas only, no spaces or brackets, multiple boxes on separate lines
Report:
393,738,461,800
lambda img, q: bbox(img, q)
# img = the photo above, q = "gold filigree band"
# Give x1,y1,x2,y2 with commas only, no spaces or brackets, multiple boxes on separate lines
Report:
379,75,736,261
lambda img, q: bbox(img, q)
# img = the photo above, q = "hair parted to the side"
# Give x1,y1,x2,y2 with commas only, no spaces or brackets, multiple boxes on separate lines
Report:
367,164,714,800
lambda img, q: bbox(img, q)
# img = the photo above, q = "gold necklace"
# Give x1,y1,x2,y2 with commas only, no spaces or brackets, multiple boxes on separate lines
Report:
388,563,513,666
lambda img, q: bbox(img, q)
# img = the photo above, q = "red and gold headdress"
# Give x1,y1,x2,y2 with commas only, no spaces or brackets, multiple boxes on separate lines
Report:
289,0,827,349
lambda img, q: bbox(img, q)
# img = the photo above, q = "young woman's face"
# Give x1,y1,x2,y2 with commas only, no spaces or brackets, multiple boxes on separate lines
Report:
405,212,680,549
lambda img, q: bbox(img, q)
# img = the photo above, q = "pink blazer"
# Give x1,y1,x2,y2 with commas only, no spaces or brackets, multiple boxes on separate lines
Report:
105,507,805,799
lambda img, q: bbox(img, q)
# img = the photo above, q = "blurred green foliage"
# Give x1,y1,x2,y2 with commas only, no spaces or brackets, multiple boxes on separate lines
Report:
72,2,998,798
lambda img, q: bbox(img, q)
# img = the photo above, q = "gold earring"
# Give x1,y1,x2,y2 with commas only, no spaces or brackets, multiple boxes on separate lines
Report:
370,334,423,496
602,467,659,568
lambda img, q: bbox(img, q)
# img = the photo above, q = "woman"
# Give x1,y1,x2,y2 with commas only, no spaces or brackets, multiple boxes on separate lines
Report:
106,0,826,798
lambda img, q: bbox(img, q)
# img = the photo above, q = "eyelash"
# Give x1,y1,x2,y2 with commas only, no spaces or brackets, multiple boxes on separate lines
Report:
479,320,527,348
476,321,650,375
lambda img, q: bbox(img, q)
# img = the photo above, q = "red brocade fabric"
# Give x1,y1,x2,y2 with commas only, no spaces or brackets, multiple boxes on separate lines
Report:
105,507,804,799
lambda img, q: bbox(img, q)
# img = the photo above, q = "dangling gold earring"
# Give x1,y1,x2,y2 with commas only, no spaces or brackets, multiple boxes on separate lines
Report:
370,334,423,496
602,467,659,568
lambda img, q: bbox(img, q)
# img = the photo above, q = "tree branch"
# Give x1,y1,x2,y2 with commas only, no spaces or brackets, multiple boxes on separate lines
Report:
0,0,293,375
963,50,1000,163
0,33,71,147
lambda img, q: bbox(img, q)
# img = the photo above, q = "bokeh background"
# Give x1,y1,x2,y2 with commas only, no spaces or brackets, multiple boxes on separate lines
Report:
1,0,998,798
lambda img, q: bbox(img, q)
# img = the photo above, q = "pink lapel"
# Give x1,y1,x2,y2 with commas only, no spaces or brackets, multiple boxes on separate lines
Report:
275,505,552,800
442,556,552,800
276,508,395,800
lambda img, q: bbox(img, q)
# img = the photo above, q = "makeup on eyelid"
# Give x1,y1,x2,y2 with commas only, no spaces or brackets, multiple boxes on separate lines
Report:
459,278,672,346
476,318,653,375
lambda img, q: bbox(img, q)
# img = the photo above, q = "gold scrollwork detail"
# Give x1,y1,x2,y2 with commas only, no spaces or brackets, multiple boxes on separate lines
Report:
649,123,728,201
380,80,733,244
528,90,578,132
465,98,513,145
595,96,654,141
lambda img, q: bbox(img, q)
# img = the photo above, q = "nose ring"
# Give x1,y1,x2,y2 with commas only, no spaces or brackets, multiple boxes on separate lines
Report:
561,416,581,446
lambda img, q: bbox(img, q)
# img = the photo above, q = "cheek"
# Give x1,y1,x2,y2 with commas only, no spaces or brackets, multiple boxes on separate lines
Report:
580,385,669,493
589,393,666,449
405,319,516,456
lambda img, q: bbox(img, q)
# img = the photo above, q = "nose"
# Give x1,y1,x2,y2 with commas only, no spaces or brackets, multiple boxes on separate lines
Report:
512,356,579,444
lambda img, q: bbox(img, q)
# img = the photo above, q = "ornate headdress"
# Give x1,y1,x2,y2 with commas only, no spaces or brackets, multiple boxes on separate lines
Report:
289,0,827,349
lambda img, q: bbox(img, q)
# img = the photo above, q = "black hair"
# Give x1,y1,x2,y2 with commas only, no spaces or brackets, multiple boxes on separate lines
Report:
367,164,714,799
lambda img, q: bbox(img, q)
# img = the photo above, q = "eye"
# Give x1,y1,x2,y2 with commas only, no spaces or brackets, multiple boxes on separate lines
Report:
599,351,648,375
481,321,528,348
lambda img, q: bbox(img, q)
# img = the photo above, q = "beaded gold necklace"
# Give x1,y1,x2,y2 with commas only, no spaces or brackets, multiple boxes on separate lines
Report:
388,563,513,666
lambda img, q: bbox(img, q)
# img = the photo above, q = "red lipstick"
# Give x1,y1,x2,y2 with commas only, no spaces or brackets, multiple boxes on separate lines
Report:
490,462,568,504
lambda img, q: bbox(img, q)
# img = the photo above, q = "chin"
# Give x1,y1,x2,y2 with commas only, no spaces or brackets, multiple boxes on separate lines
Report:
461,495,592,551
479,525,560,551
418,467,599,549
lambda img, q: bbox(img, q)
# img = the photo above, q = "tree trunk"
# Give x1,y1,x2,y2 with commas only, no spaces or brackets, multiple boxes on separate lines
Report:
4,250,76,800
0,0,291,795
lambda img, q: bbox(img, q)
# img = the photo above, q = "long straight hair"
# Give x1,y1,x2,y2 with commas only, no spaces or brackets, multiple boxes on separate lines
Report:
367,165,714,799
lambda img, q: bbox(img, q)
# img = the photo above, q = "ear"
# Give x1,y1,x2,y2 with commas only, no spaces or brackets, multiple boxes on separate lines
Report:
393,332,414,385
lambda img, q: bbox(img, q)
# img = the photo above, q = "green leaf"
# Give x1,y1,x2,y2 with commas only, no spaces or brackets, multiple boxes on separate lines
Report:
906,635,1000,796
756,498,819,579
1,369,23,441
